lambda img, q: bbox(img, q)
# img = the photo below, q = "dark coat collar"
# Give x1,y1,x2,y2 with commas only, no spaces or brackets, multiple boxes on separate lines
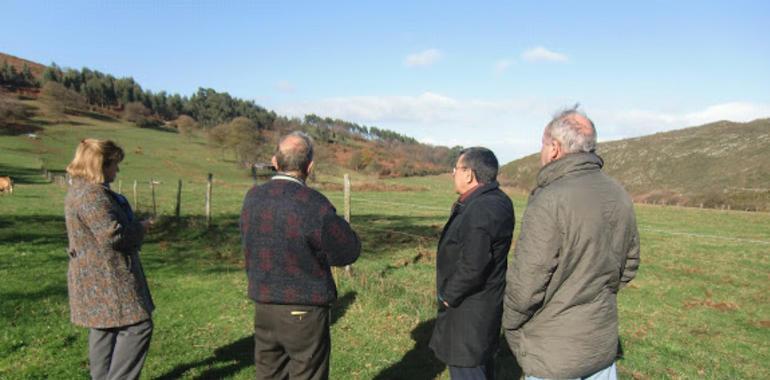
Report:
453,181,500,214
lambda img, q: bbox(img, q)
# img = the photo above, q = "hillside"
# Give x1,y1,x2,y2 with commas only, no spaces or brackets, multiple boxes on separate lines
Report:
499,119,770,211
0,52,457,177
0,52,47,78
0,98,402,186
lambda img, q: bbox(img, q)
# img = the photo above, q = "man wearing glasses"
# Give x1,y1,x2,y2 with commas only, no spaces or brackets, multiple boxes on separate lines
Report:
430,147,515,379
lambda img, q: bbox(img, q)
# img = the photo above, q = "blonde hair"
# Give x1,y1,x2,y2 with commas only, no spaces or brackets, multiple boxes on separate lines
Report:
66,139,125,184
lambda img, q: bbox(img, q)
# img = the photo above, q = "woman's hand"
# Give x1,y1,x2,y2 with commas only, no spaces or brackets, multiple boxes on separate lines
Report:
141,218,154,232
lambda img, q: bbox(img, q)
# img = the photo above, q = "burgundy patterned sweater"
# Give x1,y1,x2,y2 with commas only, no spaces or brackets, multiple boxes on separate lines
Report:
240,176,361,306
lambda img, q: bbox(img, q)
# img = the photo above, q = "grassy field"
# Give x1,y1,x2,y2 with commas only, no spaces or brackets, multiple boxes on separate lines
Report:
1,115,769,379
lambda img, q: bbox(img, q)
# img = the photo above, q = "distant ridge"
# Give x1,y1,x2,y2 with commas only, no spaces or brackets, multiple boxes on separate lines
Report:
0,52,47,78
499,118,770,211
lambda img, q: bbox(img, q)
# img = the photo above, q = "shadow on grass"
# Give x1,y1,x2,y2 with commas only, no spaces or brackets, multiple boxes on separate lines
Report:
138,123,178,134
0,214,66,245
0,163,49,185
0,122,43,135
0,284,69,320
139,215,243,274
372,318,445,380
141,213,443,274
69,109,118,122
372,324,524,380
155,291,358,380
0,102,41,136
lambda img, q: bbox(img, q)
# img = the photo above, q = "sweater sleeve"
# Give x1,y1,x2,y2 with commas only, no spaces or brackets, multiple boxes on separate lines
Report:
320,206,361,267
78,188,145,254
503,198,560,331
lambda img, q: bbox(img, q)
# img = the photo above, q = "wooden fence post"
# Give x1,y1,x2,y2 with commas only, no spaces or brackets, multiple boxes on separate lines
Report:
175,179,182,219
344,173,352,275
133,180,138,211
206,173,213,228
150,179,157,217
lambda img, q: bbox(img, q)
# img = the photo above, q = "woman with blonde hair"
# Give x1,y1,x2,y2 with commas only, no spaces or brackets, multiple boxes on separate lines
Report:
64,139,154,380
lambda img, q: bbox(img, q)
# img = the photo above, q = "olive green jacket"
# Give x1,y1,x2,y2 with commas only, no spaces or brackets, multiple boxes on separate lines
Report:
503,152,640,379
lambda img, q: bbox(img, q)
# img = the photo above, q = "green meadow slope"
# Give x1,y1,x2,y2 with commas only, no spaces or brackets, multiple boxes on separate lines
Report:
1,100,770,379
500,119,770,211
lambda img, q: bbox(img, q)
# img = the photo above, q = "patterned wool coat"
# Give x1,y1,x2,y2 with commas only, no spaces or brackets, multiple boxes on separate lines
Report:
65,178,154,328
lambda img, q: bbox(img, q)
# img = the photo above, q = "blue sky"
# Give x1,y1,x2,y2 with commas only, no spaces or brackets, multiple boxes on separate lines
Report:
2,0,769,162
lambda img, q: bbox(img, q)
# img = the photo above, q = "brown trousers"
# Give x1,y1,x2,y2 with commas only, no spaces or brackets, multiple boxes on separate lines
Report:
254,303,331,380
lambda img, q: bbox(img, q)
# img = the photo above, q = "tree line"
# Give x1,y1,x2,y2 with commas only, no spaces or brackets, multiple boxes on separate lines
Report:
0,61,39,89
2,58,461,173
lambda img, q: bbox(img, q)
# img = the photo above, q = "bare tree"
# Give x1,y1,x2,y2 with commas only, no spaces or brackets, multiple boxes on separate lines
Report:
123,101,153,127
172,114,198,138
38,82,86,121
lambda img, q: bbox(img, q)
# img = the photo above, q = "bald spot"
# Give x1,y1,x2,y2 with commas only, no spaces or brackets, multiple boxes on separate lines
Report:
278,135,307,156
565,113,594,137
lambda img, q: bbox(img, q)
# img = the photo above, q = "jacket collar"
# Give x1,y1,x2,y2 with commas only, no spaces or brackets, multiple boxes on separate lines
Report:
535,152,603,190
271,174,306,186
453,181,500,213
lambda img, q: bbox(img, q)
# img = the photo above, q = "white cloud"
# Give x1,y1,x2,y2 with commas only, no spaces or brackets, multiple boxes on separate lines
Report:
273,95,770,163
277,92,459,123
274,80,296,93
521,46,568,63
683,102,770,125
273,92,561,162
404,49,443,67
494,59,514,74
594,101,770,140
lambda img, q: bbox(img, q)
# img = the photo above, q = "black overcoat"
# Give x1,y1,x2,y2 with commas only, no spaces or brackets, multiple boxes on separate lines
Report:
429,181,515,366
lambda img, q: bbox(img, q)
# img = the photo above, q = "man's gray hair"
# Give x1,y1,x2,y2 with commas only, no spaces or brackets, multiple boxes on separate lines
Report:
275,131,314,173
545,105,597,154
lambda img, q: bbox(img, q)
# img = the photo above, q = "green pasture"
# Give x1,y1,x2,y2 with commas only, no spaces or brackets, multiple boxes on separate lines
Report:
1,117,769,379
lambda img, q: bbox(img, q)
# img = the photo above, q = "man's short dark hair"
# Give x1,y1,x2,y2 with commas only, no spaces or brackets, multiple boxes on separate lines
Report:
275,131,314,173
458,147,498,184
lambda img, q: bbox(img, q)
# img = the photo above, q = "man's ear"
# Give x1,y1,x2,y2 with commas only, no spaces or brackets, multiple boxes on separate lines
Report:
306,160,315,175
550,140,562,162
465,167,475,184
271,156,279,171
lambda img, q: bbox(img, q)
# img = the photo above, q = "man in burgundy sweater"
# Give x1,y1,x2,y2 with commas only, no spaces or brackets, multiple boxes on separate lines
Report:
240,131,361,380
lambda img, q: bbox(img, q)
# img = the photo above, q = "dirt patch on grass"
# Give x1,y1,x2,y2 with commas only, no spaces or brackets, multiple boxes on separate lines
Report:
690,326,720,337
683,298,740,311
680,266,705,275
683,289,740,311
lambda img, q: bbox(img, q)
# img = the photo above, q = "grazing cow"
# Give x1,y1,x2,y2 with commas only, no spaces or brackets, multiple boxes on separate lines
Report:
0,176,12,195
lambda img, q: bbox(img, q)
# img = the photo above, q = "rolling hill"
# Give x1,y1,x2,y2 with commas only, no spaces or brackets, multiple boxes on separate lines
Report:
1,52,458,178
499,118,770,211
0,52,47,77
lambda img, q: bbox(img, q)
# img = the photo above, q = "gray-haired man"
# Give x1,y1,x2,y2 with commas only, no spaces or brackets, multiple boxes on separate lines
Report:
241,131,361,380
503,108,640,380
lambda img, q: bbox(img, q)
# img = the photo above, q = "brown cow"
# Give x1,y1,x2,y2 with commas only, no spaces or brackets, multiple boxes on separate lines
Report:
0,176,13,195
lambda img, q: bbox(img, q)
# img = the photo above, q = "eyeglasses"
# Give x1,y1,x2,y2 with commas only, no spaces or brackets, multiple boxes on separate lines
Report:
452,166,469,175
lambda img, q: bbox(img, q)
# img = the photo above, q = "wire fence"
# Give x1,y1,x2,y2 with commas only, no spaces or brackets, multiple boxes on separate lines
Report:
46,168,769,248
